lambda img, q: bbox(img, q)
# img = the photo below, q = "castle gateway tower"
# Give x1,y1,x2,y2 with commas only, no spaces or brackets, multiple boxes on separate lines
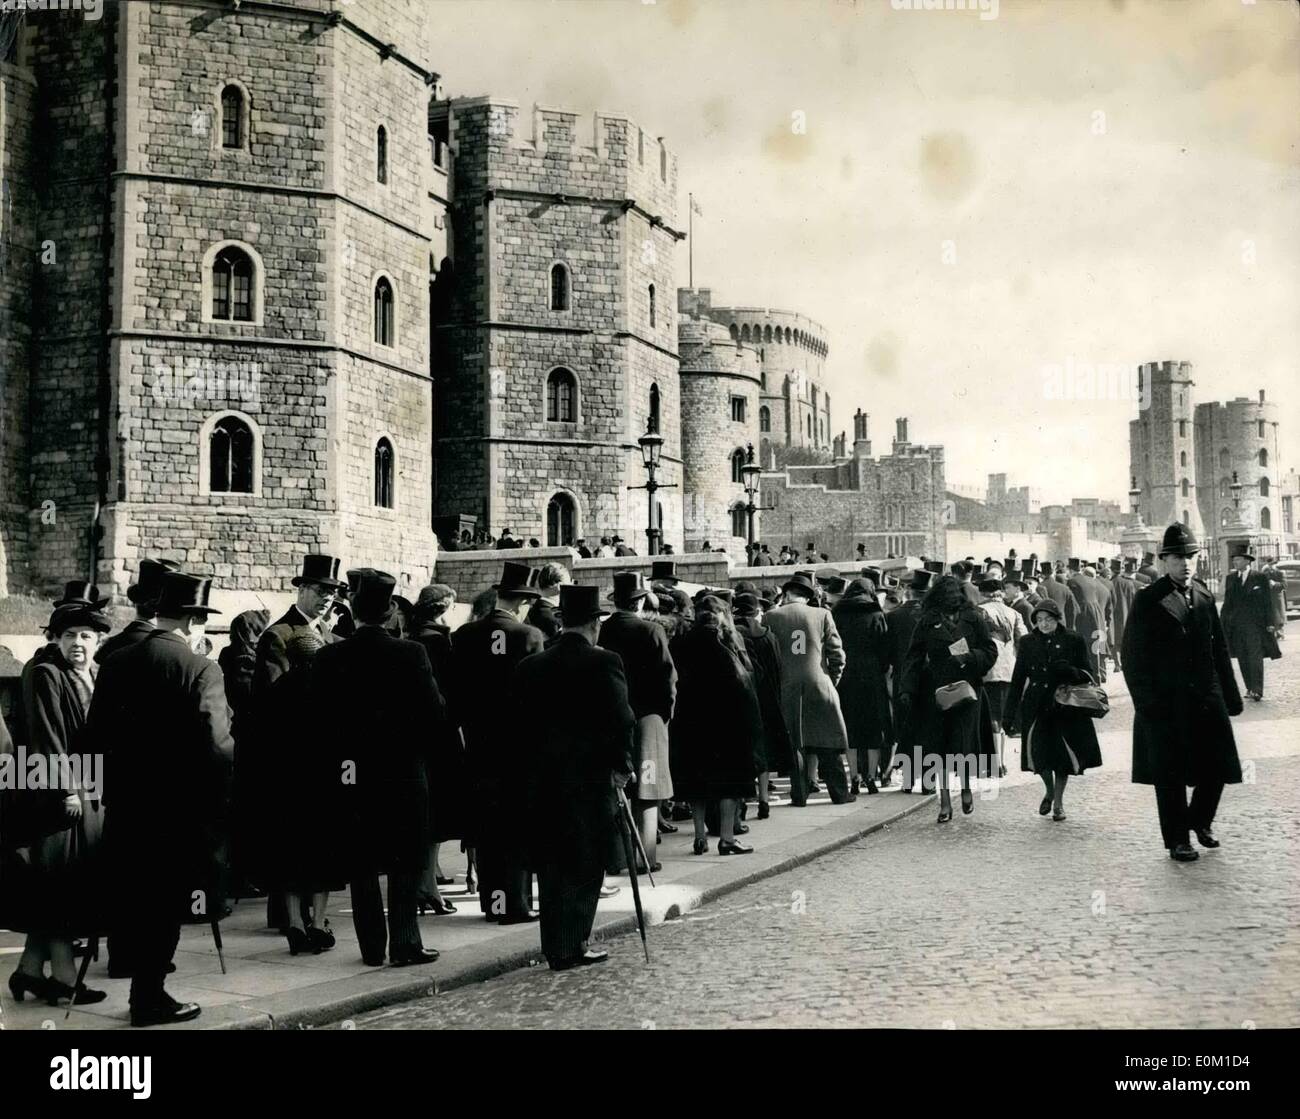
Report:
433,99,683,551
1129,361,1205,540
1,0,442,598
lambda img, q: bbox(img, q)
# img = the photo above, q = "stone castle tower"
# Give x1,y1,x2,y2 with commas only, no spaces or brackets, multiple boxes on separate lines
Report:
678,288,831,461
676,315,762,557
1194,390,1283,539
1129,361,1205,538
1,0,442,599
433,97,683,550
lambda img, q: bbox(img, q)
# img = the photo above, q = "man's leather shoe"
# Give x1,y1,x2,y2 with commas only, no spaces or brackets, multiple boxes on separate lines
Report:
551,949,608,971
130,995,201,1028
362,955,385,967
498,911,540,925
1169,843,1200,862
389,947,440,967
1194,827,1220,849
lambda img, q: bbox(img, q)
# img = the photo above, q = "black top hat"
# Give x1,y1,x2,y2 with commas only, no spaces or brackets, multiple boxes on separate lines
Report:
1068,558,1081,573
1227,541,1255,562
733,592,763,617
1142,551,1157,566
1002,557,1017,573
650,560,679,585
910,569,934,592
1123,556,1137,571
923,560,944,574
1158,523,1200,558
610,571,650,604
493,561,541,598
127,558,182,606
559,584,608,625
979,577,1003,593
46,603,112,636
154,572,221,617
351,568,397,623
823,576,848,595
292,554,346,589
861,566,882,584
782,572,818,598
1038,561,1053,576
54,580,111,610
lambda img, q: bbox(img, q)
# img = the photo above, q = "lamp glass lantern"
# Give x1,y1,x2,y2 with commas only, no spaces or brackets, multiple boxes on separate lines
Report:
639,427,664,469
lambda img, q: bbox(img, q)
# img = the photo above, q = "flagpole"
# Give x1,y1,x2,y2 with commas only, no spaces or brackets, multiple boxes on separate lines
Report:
688,192,694,289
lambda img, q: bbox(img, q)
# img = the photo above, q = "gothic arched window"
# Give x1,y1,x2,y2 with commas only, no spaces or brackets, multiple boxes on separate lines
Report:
648,283,656,328
550,263,569,311
759,406,770,433
730,448,746,484
211,246,254,322
209,415,255,494
649,383,660,433
374,276,395,346
1260,476,1270,497
1181,478,1190,498
731,504,747,539
374,437,394,508
221,85,245,149
1261,507,1272,529
376,125,388,184
546,368,577,423
1259,448,1268,468
547,493,577,546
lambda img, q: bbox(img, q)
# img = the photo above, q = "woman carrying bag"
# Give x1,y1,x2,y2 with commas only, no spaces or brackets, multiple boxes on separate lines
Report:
899,575,999,824
6,593,112,1007
1004,599,1104,821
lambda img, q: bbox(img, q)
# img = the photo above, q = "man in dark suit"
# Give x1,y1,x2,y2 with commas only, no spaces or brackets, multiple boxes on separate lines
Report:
613,535,637,557
1003,576,1033,628
597,571,677,870
310,569,441,967
95,558,181,664
515,585,635,970
452,560,544,922
1122,525,1243,862
1040,561,1077,630
253,554,346,698
1221,542,1281,700
529,561,569,644
886,569,931,792
1067,563,1113,681
88,573,233,1026
1109,557,1139,671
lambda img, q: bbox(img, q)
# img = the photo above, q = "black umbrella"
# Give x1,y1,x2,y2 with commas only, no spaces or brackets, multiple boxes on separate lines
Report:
615,786,650,964
212,914,227,975
66,936,98,1021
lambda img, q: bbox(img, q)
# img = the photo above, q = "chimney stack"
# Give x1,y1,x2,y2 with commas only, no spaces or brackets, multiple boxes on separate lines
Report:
895,417,909,445
853,409,872,457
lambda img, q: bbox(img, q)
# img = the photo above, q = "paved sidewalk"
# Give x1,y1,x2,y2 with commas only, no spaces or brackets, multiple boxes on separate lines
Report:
0,784,933,1031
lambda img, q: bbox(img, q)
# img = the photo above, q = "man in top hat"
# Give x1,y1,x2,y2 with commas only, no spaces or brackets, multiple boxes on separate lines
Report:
452,560,545,922
1002,574,1033,629
1122,525,1243,862
1039,559,1077,630
1021,571,1041,609
754,542,773,566
575,538,593,559
88,573,232,1026
650,559,679,586
1138,551,1159,584
1109,557,1139,671
309,569,442,967
765,571,852,805
529,561,571,644
952,561,980,607
96,559,182,664
1067,560,1113,682
598,572,677,871
514,585,634,970
254,554,346,698
613,535,637,558
1220,542,1281,702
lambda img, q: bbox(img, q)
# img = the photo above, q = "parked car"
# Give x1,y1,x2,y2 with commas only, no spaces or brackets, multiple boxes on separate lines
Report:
1277,560,1300,618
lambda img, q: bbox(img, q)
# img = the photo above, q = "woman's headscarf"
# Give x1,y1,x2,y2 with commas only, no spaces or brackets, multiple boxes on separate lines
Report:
920,574,967,621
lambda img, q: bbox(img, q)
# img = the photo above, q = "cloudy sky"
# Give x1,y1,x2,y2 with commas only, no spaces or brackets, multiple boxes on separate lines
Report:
435,0,1300,505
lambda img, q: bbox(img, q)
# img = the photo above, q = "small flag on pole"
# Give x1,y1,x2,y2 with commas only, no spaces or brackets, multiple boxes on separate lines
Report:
690,195,703,217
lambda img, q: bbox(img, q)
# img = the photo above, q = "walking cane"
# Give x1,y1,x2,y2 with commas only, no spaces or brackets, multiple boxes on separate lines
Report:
211,916,227,975
614,786,651,964
617,785,656,887
66,935,99,1021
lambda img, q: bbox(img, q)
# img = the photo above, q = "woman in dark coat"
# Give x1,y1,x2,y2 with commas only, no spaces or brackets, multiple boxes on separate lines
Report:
669,597,762,855
262,632,347,954
733,593,795,819
409,584,466,914
1004,599,1102,821
899,576,998,823
832,578,894,795
7,603,111,1007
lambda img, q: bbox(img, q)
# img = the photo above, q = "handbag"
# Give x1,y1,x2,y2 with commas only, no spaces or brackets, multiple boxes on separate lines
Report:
1054,681,1109,718
934,680,977,711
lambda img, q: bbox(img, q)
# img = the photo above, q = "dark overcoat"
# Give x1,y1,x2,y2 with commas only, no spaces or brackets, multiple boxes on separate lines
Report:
899,606,998,768
89,631,233,922
451,609,544,847
1067,573,1112,654
1221,569,1282,662
885,599,923,745
1041,576,1077,630
411,621,470,843
514,632,634,869
669,622,763,799
831,596,894,754
94,619,155,664
528,597,562,643
253,605,330,700
737,621,796,776
1122,575,1243,787
1003,627,1102,775
763,602,849,754
1108,574,1137,654
596,611,677,722
309,626,440,874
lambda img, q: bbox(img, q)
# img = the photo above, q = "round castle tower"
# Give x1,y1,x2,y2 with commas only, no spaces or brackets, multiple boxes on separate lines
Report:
1195,390,1283,543
677,316,762,559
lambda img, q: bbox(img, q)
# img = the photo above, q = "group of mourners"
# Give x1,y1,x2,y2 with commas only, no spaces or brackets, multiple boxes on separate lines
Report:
0,519,1273,1024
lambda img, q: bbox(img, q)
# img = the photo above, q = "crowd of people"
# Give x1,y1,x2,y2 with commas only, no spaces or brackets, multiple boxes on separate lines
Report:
0,523,1281,1023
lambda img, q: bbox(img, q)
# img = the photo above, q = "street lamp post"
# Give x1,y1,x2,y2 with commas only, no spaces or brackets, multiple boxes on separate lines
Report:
629,420,676,557
739,442,773,564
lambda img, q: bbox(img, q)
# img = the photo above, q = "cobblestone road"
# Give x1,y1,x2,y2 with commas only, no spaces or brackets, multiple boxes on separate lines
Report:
358,645,1300,1030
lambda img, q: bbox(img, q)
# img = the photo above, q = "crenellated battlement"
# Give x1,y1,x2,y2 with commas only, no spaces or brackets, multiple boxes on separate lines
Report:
443,96,678,223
